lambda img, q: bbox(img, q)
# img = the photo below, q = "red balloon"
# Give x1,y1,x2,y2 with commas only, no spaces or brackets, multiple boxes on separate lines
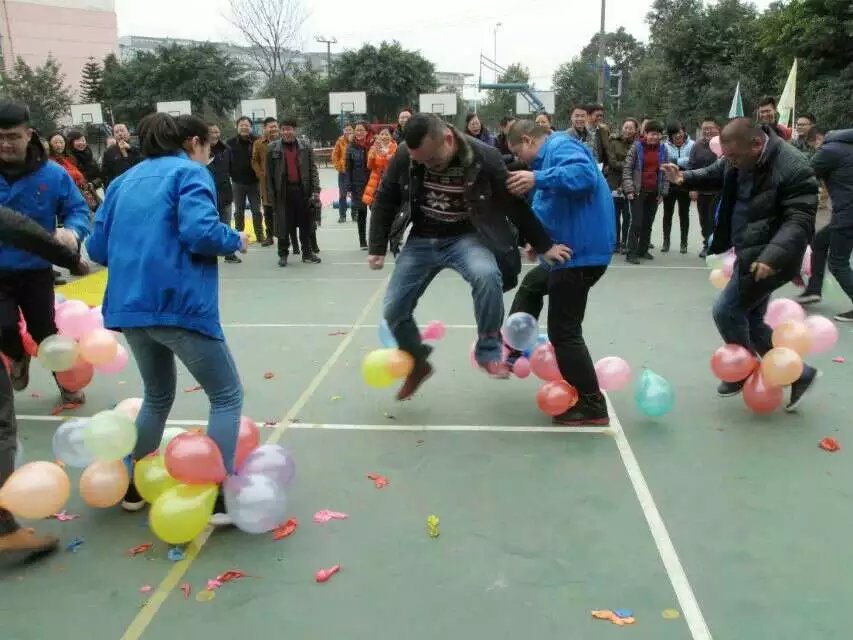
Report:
234,416,260,470
164,432,226,484
742,371,783,415
536,380,579,416
710,344,758,383
55,358,94,392
530,344,561,381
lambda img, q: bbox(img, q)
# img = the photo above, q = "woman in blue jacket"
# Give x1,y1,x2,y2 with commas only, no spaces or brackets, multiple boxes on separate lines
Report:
87,113,247,525
662,123,694,253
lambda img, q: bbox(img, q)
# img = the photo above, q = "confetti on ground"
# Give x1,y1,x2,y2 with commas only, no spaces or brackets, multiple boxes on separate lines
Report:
30,392,41,398
50,511,79,521
183,385,202,393
591,610,636,626
367,472,389,488
65,537,84,552
273,518,298,540
819,437,841,452
263,372,275,379
313,510,348,524
127,543,153,557
315,564,341,583
661,609,680,620
613,609,633,619
51,402,81,416
327,331,348,336
196,589,216,602
207,578,223,590
288,417,301,423
168,546,186,562
832,356,845,363
383,412,396,420
262,420,278,427
426,515,440,538
331,395,342,401
181,583,191,600
139,585,153,594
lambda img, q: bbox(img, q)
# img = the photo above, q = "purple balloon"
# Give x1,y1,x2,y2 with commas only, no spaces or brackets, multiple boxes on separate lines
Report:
237,444,295,488
223,474,288,534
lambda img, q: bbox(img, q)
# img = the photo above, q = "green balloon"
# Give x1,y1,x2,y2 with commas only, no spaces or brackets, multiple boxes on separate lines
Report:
84,410,137,460
635,369,675,418
38,334,79,372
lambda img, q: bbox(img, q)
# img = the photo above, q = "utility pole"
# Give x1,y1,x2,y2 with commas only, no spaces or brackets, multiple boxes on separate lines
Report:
314,35,337,78
596,0,606,105
493,22,502,82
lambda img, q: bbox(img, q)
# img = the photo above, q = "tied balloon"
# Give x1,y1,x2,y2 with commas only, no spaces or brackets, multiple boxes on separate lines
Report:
362,348,414,388
635,369,675,417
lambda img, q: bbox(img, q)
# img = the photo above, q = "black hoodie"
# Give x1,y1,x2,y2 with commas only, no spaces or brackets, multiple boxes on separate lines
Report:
225,135,258,184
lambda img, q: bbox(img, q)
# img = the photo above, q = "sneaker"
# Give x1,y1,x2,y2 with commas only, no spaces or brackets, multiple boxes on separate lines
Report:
481,361,511,379
661,240,670,253
60,388,85,405
786,366,819,412
209,492,233,527
338,217,346,223
0,528,59,555
640,252,654,260
360,245,369,251
224,255,242,264
293,247,301,256
680,243,688,254
834,310,853,322
302,254,321,264
278,256,288,268
260,238,274,247
396,361,434,401
121,483,146,512
9,355,30,392
625,255,640,265
796,293,822,305
717,379,746,397
552,394,609,426
699,248,708,259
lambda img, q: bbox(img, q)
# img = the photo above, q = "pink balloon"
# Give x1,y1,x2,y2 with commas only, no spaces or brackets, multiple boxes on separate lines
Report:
595,356,632,391
57,305,100,339
420,320,447,341
164,432,226,484
513,357,531,378
78,328,118,365
90,307,105,330
805,315,839,354
95,343,129,374
764,298,806,329
55,357,94,392
234,416,261,469
710,135,723,158
722,253,736,278
530,344,561,381
801,245,813,278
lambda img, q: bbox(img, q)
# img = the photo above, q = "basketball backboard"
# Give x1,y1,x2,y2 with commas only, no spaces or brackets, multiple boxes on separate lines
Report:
329,92,367,115
515,90,555,115
419,93,457,116
240,98,277,122
70,103,104,126
156,101,192,116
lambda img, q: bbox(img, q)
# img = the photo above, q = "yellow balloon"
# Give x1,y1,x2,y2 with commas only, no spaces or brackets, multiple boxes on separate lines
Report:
362,349,396,388
134,454,180,503
709,269,729,289
0,461,70,519
149,483,217,544
79,459,129,508
760,347,804,387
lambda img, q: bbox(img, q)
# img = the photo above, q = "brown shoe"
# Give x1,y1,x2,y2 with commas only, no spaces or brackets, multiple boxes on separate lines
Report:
396,361,434,401
0,528,59,555
10,355,30,391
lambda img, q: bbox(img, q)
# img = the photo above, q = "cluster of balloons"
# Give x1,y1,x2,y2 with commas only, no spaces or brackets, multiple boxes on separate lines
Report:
710,298,838,414
707,250,737,290
364,319,447,388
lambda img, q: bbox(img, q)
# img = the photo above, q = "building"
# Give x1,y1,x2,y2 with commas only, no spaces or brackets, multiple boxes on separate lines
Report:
0,0,117,96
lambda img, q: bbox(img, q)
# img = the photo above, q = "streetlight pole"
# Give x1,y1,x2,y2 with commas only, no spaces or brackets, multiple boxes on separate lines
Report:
493,22,502,82
596,0,606,105
314,35,337,77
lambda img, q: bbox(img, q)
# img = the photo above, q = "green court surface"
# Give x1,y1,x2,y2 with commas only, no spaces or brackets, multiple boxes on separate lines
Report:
3,168,853,640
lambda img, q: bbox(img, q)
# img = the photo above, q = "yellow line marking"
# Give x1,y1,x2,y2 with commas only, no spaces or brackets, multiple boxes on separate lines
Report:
120,275,388,640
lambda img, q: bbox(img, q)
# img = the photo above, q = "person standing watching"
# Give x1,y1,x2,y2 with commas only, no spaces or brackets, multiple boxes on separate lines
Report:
251,117,279,247
226,116,266,245
101,122,141,188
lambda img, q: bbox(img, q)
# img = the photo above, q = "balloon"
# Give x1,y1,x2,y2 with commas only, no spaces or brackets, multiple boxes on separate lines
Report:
53,417,95,468
362,349,396,388
115,397,143,420
635,369,675,417
502,312,539,351
705,253,726,270
760,347,803,387
595,356,632,391
55,358,94,392
805,315,838,354
771,319,812,356
238,444,296,488
530,343,561,381
90,306,104,329
56,304,99,339
159,426,186,454
378,319,397,348
709,135,722,158
95,343,129,375
134,454,180,503
421,320,446,341
709,269,729,289
535,333,549,347
234,416,261,470
513,357,531,378
79,459,129,508
0,461,70,519
224,474,288,534
709,344,758,383
742,370,783,414
149,483,218,544
536,380,579,416
78,328,118,365
164,432,226,484
721,253,736,278
37,334,79,372
386,349,415,379
84,410,137,460
764,298,806,329
801,245,813,277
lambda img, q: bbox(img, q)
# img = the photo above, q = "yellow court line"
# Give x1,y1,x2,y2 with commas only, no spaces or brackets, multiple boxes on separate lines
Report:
120,275,389,640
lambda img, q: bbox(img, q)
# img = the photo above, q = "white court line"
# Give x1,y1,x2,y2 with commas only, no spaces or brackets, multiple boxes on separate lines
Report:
329,261,707,270
605,394,713,639
221,277,386,282
220,322,479,329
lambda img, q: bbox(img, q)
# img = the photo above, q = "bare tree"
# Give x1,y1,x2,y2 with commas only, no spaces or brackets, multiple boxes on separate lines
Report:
226,0,308,82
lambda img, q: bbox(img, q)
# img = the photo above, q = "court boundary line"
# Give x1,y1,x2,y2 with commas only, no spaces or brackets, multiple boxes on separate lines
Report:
606,394,713,639
329,262,709,270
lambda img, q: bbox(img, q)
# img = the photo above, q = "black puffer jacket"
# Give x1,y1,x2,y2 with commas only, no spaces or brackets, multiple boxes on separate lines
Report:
225,135,257,184
811,128,853,229
344,142,370,194
682,125,817,280
207,140,232,208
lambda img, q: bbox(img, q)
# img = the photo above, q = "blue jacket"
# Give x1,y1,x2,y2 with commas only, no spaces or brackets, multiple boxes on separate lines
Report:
530,133,615,268
664,137,695,170
86,152,242,340
0,146,91,271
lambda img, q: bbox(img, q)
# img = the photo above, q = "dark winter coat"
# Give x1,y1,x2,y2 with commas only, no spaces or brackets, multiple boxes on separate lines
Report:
225,135,258,185
266,139,321,235
811,128,853,229
344,142,370,195
102,144,142,187
605,134,633,192
70,146,101,185
207,140,232,208
688,138,720,195
367,126,554,292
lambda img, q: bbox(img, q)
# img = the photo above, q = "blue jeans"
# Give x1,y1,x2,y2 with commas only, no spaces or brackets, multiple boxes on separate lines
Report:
124,327,243,474
384,234,504,365
337,172,349,220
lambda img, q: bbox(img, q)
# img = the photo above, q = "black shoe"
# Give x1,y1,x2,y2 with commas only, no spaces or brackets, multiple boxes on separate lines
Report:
224,254,242,264
302,254,321,264
786,366,819,412
338,217,346,223
121,483,146,512
796,293,822,305
661,240,670,253
699,248,708,259
278,256,288,267
625,255,640,265
834,310,853,322
261,238,274,247
293,247,300,255
552,394,610,426
717,379,746,397
312,244,321,254
640,252,654,260
680,243,688,254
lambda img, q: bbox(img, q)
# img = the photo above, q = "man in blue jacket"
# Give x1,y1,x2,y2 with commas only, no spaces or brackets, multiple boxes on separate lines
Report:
0,101,91,404
507,120,615,425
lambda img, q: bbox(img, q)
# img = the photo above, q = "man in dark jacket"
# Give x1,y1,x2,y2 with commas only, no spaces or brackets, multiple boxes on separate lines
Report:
606,118,638,252
207,124,241,264
688,117,722,257
663,119,819,409
226,116,265,244
101,123,141,187
367,113,571,400
267,117,321,267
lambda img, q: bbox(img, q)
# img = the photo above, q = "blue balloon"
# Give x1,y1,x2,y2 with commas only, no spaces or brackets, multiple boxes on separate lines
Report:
535,333,549,346
635,369,675,417
502,312,539,351
378,319,398,348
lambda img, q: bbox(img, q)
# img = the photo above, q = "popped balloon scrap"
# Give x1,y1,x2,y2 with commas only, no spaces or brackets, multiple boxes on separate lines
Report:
273,518,298,540
168,546,186,562
181,583,191,600
819,437,840,452
313,510,348,524
315,564,341,583
367,472,389,488
661,609,681,620
426,515,440,538
592,610,636,625
49,510,79,521
65,537,85,552
127,543,153,557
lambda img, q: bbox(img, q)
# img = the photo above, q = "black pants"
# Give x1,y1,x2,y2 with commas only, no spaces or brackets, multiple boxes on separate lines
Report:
613,197,630,248
806,226,853,302
662,189,690,246
352,185,367,246
277,184,312,257
0,362,19,534
626,193,658,257
509,264,548,320
547,266,606,395
231,182,264,241
0,268,56,362
696,193,718,248
262,204,279,243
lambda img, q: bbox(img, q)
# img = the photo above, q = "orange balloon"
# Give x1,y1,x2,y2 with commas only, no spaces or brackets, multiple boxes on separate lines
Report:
536,380,579,416
771,320,813,356
79,459,130,508
386,349,415,378
78,328,118,365
0,461,70,519
709,269,729,289
760,347,804,387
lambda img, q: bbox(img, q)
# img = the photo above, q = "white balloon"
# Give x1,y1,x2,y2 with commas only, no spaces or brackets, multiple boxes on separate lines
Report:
223,474,288,534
